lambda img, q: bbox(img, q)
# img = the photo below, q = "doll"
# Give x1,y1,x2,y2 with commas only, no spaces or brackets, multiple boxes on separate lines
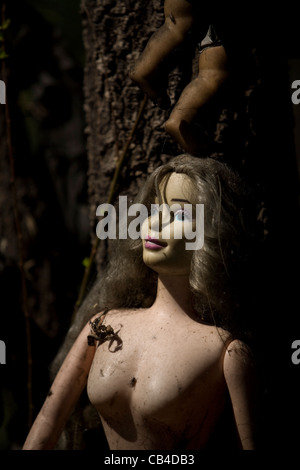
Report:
129,1,230,155
23,155,260,450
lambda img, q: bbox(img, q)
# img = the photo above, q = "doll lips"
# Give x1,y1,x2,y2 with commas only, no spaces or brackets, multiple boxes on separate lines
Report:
144,237,167,250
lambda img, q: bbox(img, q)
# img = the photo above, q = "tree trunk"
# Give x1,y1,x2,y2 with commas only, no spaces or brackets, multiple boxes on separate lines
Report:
81,0,183,223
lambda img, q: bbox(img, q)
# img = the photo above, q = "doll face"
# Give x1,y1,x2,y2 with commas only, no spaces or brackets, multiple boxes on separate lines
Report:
141,172,198,276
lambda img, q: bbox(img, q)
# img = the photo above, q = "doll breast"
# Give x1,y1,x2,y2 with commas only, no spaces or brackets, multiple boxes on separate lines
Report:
86,311,228,449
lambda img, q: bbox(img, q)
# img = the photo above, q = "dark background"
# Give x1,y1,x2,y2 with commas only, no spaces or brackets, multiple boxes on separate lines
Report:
1,0,300,450
0,0,89,448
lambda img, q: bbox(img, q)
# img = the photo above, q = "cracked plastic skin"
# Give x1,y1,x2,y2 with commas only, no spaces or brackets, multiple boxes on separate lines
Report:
23,161,260,450
129,0,229,155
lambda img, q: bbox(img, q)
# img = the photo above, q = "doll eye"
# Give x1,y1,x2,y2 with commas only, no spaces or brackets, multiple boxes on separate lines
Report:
150,204,159,216
174,209,193,222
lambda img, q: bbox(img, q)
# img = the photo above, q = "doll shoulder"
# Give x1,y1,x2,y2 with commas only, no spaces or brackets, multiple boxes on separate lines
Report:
222,338,256,383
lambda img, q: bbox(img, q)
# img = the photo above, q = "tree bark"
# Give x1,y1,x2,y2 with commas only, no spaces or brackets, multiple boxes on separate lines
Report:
81,0,183,227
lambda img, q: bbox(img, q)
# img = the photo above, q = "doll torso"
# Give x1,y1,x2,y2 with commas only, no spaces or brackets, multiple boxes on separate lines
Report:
87,308,231,450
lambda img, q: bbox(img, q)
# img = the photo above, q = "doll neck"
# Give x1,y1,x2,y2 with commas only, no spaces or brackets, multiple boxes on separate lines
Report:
151,274,195,319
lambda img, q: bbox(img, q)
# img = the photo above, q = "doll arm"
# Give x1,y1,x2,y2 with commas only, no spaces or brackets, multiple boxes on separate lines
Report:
23,320,96,450
138,0,195,67
129,0,195,106
223,339,260,450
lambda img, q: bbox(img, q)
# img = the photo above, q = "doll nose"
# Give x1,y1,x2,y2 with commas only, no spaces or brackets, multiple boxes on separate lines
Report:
148,205,170,233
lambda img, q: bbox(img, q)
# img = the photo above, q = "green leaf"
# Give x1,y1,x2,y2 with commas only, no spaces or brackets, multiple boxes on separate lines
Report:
82,257,91,268
0,18,11,30
0,51,9,59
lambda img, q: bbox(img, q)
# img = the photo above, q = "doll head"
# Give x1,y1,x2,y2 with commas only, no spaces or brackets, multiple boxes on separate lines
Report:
141,171,200,276
96,154,256,338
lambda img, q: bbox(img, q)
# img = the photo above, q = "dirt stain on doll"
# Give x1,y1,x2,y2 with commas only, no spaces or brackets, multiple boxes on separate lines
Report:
175,376,182,394
129,377,137,388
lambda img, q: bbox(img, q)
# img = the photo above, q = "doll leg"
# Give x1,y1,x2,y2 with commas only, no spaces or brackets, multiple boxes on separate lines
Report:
129,0,194,109
165,45,229,154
